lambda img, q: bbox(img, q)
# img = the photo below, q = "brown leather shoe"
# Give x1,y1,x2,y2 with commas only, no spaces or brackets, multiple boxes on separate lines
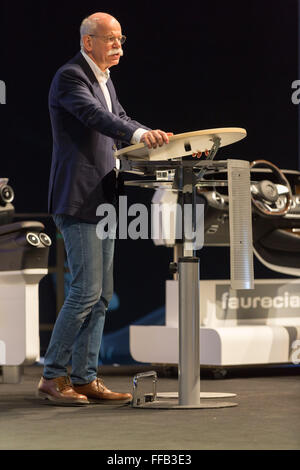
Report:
37,376,89,405
73,378,132,404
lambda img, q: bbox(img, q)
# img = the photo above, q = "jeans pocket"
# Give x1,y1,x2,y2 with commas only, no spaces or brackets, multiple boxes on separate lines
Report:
53,214,63,229
53,214,73,231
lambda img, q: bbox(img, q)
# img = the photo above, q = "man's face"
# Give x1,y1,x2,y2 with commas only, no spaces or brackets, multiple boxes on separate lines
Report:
87,19,123,71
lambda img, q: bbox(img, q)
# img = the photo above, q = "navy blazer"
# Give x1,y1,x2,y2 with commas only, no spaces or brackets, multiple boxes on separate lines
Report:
48,51,148,222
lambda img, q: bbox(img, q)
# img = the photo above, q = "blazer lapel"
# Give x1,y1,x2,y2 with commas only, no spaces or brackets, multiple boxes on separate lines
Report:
74,52,110,111
106,79,118,115
92,82,110,112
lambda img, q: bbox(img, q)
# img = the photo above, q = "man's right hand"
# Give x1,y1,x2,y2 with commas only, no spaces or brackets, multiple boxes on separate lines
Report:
140,130,172,149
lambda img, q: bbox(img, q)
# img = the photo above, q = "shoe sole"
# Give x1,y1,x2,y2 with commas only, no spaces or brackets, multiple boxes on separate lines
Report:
87,398,132,405
36,390,89,406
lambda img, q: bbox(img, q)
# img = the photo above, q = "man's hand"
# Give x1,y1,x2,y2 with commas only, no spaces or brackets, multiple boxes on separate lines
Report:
140,130,173,149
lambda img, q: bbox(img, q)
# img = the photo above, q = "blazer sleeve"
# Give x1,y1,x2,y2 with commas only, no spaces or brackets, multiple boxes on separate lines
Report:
52,67,140,144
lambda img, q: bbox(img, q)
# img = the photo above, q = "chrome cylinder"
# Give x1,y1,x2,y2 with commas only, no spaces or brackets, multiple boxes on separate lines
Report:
178,256,200,406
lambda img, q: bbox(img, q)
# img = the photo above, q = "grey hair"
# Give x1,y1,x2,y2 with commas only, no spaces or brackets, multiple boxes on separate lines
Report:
80,17,100,48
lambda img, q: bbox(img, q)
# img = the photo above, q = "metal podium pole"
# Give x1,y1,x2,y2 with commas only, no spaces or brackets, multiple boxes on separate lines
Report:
177,165,201,406
178,256,200,406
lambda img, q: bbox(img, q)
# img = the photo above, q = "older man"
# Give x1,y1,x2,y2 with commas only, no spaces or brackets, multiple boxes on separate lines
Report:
37,12,170,405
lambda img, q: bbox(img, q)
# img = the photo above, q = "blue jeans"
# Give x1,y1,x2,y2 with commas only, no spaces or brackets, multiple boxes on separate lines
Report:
43,214,115,384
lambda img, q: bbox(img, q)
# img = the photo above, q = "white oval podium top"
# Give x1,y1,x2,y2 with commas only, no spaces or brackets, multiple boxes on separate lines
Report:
115,127,247,161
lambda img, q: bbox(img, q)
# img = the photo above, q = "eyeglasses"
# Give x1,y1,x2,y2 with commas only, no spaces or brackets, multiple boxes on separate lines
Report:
89,34,126,45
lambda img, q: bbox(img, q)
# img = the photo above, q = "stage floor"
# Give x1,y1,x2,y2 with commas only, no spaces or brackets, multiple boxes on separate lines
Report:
0,364,299,450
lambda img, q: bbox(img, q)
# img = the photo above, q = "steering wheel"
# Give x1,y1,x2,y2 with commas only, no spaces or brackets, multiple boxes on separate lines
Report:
250,159,292,216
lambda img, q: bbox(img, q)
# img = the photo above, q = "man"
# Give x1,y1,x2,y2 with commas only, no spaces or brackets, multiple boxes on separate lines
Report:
37,12,170,405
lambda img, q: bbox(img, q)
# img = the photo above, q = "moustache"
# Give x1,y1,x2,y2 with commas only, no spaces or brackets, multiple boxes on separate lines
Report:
107,48,124,57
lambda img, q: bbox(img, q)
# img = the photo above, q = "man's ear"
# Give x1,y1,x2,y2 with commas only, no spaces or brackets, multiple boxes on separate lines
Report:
82,35,93,52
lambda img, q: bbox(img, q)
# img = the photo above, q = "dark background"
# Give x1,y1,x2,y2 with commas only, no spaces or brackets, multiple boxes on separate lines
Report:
0,0,299,350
